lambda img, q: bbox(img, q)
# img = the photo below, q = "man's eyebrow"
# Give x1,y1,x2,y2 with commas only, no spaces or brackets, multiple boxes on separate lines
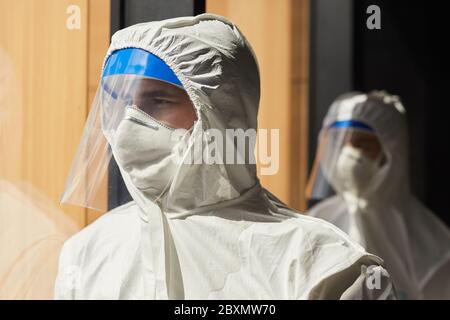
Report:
138,89,174,98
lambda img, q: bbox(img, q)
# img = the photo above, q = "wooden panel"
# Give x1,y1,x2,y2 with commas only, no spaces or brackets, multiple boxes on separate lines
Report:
0,0,89,227
207,0,310,210
0,0,110,298
291,0,310,211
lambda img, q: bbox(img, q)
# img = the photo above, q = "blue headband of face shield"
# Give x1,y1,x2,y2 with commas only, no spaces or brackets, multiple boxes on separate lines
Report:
329,120,374,132
102,47,183,88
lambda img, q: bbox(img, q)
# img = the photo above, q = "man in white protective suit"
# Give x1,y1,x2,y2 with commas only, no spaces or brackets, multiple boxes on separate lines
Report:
54,14,396,300
307,91,450,299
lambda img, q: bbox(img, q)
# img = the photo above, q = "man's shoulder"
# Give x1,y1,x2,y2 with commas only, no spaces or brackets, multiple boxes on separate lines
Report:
54,201,144,299
265,209,383,268
60,201,142,260
254,192,369,257
270,206,362,251
245,208,386,298
289,212,359,246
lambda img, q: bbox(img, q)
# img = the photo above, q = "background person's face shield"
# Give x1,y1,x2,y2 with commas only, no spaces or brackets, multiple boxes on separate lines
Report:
306,120,385,201
60,48,195,211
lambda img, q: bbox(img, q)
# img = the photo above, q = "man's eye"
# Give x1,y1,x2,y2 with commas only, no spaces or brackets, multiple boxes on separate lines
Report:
152,98,173,104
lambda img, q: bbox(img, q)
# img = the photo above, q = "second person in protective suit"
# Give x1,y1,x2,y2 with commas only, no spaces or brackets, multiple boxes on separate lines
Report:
307,91,450,299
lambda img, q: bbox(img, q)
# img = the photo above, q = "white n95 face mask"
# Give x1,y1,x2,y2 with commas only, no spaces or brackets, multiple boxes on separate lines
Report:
111,105,188,200
332,145,382,197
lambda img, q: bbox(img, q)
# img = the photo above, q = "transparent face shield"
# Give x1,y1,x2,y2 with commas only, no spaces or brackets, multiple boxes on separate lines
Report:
306,120,386,201
60,48,197,211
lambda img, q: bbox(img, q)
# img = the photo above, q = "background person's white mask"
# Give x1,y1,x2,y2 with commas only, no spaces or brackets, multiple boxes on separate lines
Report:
333,145,381,197
112,105,187,200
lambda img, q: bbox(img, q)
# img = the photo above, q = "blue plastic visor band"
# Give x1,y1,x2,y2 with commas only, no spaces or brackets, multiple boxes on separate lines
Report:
329,120,374,132
102,48,183,88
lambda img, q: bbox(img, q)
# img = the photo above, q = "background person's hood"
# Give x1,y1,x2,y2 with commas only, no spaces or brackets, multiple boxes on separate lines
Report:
321,91,409,204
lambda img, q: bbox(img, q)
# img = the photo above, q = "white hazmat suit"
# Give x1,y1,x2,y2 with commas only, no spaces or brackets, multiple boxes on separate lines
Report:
55,15,396,300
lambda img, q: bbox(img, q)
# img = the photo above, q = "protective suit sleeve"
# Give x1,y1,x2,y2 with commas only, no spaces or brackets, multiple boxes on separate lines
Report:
308,257,397,300
53,241,77,300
